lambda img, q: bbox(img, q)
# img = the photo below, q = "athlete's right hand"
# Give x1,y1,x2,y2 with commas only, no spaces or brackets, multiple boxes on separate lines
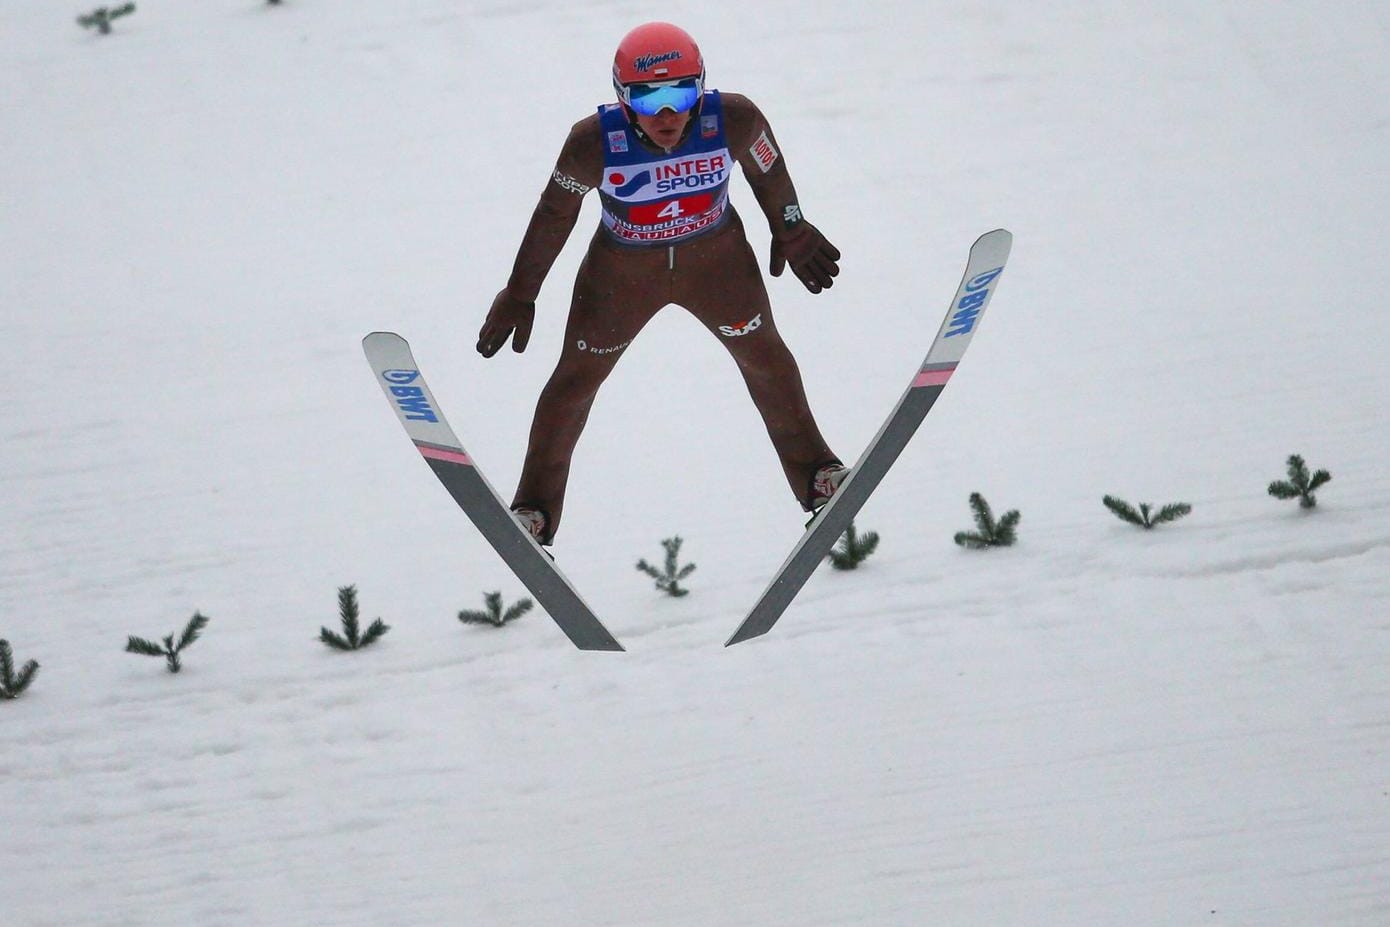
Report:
477,289,536,357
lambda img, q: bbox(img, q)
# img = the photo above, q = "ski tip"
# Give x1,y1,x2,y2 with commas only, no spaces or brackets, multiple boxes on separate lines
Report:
363,330,405,348
969,229,1013,268
974,228,1013,250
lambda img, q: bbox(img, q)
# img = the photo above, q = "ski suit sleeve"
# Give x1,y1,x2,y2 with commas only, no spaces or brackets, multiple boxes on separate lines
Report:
726,93,841,294
478,118,602,357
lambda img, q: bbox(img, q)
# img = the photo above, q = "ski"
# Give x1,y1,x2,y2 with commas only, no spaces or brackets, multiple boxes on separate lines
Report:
726,229,1013,646
363,332,624,652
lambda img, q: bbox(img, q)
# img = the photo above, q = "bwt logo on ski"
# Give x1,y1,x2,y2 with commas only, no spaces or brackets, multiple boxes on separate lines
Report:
945,267,1003,338
382,369,438,423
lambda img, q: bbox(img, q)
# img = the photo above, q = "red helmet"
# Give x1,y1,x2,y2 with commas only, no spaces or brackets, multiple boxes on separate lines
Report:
612,22,705,116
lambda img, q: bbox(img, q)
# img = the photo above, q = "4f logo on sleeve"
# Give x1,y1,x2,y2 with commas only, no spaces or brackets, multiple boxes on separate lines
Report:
749,130,779,173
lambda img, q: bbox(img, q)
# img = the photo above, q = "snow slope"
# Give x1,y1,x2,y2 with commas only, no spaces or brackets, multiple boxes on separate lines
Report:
3,2,1388,925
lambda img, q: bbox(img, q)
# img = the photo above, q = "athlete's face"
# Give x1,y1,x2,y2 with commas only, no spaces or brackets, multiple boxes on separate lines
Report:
633,108,691,150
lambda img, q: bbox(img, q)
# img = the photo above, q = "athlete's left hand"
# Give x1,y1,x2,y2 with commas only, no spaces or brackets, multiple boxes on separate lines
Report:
770,222,840,294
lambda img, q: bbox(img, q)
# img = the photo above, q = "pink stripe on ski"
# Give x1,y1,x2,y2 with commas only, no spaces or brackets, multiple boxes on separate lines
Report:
417,444,473,466
913,365,956,388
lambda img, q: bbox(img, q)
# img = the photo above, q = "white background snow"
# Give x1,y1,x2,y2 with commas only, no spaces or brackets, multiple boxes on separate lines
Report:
3,1,1388,924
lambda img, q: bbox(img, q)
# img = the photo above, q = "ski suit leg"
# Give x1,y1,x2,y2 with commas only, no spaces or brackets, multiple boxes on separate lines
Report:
512,238,668,538
675,218,838,508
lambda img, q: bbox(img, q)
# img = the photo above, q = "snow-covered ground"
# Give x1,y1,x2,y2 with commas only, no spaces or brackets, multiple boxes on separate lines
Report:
4,2,1388,925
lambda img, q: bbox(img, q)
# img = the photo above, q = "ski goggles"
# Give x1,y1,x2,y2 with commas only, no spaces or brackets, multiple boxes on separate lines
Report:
619,77,703,116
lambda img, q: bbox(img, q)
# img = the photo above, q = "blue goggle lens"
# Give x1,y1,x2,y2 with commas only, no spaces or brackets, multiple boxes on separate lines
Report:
625,78,702,116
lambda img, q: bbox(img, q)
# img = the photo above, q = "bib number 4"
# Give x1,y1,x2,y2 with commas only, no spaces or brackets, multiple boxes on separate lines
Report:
629,192,714,225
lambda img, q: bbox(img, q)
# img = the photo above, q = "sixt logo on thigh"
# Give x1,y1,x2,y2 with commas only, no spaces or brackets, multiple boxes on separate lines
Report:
383,369,437,422
944,267,1003,338
719,313,763,337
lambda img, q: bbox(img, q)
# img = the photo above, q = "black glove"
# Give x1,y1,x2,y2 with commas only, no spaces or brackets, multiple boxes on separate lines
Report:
477,289,536,357
770,221,840,294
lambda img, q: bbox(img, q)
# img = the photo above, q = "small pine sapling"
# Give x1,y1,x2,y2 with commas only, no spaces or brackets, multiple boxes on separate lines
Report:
953,492,1020,549
458,591,533,628
827,521,880,570
1,639,40,700
1268,454,1332,509
319,585,390,651
77,3,136,34
1102,495,1192,529
636,536,696,597
126,612,209,673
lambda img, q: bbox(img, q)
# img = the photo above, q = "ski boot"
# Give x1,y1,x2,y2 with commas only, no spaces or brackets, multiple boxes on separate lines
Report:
511,505,551,546
805,461,849,513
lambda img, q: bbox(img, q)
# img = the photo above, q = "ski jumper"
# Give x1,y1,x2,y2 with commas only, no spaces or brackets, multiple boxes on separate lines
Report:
501,91,838,541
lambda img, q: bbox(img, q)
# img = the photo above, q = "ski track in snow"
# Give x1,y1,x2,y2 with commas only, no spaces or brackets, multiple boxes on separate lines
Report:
3,2,1389,926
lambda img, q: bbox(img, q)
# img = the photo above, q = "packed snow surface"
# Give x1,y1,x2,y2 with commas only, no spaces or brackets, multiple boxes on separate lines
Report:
3,2,1388,925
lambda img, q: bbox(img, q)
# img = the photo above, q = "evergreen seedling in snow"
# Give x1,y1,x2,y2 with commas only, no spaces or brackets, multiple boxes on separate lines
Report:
77,3,135,34
827,521,880,570
1102,495,1192,529
637,536,696,597
1,639,40,700
953,492,1020,549
126,612,208,673
1268,454,1332,509
458,591,533,628
319,585,390,651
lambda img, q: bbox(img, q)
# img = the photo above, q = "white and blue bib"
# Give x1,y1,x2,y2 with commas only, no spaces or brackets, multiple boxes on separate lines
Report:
597,91,733,246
